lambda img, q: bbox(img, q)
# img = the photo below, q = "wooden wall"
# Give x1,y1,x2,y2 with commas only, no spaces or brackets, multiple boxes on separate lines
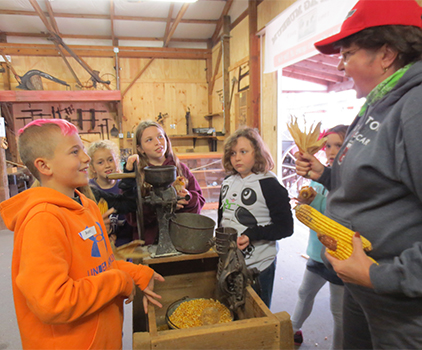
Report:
0,55,213,154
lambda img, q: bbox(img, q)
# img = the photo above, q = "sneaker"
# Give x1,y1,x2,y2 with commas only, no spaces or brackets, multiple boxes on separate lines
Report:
294,330,303,346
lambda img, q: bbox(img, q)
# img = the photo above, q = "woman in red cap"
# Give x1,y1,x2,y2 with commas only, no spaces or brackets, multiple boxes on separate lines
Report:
295,0,422,349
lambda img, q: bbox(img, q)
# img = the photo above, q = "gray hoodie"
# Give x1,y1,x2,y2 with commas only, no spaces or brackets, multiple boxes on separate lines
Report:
320,61,422,297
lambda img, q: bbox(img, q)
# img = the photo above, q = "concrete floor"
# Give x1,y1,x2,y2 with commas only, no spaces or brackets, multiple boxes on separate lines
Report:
0,210,333,350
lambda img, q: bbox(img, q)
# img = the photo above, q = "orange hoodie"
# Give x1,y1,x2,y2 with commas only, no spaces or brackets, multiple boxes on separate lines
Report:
0,187,154,350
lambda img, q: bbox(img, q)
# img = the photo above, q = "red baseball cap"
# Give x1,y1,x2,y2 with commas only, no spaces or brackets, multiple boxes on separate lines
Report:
314,0,422,55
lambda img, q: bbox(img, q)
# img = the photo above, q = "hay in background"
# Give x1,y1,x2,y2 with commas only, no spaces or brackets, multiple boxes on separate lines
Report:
287,116,327,155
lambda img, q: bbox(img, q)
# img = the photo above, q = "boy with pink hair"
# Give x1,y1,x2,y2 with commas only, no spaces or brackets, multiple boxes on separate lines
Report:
0,119,164,349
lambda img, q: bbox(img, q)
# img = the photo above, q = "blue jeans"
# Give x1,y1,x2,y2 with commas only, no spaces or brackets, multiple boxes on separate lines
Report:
253,259,276,308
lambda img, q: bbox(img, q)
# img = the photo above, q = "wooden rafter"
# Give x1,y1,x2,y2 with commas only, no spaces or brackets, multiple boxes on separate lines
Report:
163,4,175,47
29,0,111,88
211,0,234,44
4,31,209,43
110,0,117,47
45,0,82,86
0,9,217,25
164,3,190,47
44,0,59,34
122,59,154,98
28,0,55,33
0,42,211,59
209,44,222,95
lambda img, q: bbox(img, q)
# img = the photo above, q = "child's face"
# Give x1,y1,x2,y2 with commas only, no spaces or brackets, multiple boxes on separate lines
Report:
90,148,118,180
138,126,167,165
46,133,90,197
230,136,255,178
325,133,343,166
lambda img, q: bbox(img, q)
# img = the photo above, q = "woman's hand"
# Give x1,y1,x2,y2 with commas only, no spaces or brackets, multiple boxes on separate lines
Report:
325,233,375,288
294,152,325,180
125,154,139,171
176,188,191,210
142,272,165,313
237,234,250,251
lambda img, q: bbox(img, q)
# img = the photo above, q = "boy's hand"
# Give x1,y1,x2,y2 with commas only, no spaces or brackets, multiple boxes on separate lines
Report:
125,154,139,171
143,272,165,314
125,281,136,304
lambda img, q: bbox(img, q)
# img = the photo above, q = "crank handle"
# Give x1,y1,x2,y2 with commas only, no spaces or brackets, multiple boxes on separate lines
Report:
107,172,136,179
177,193,191,202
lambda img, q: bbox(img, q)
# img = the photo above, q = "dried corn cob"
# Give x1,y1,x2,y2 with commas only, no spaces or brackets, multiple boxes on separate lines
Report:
299,186,313,199
295,204,377,263
98,198,109,216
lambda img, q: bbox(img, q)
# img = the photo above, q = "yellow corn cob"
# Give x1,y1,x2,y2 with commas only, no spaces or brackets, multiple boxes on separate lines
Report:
98,198,109,216
295,204,376,263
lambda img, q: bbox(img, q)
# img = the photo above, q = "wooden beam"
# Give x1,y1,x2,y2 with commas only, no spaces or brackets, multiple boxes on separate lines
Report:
122,59,154,98
248,0,260,130
231,9,248,31
1,63,11,90
211,0,234,45
45,0,82,86
1,103,18,163
4,32,209,43
0,143,9,229
0,9,218,25
163,4,175,47
209,44,222,96
45,0,60,34
164,3,190,47
0,43,211,60
283,66,346,83
222,16,230,135
206,40,213,114
28,0,55,33
281,71,329,86
110,0,118,47
0,90,121,103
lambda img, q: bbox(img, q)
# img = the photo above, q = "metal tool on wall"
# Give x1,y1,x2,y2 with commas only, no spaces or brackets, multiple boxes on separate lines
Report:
238,64,250,92
72,109,107,131
0,50,70,91
17,109,51,126
27,0,110,88
185,108,192,135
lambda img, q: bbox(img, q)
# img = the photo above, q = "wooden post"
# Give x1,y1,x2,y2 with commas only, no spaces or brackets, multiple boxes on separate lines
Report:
222,15,230,135
206,40,213,115
0,124,9,229
248,0,260,130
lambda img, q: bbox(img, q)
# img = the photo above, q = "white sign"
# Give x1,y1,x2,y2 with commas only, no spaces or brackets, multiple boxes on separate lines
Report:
0,117,5,138
264,0,358,73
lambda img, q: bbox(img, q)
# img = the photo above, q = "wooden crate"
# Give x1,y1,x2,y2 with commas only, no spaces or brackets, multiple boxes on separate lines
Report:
133,252,294,350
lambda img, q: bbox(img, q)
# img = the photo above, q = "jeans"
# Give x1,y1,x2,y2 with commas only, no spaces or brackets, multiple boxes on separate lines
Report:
253,259,276,308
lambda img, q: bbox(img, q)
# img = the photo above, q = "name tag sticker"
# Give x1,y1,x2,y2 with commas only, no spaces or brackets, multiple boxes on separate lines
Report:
79,226,97,240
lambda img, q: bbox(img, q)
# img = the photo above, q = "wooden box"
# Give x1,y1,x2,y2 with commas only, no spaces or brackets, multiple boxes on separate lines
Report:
132,252,294,350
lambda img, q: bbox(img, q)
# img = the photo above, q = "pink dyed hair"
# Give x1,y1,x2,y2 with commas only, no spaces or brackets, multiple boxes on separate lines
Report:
18,119,78,136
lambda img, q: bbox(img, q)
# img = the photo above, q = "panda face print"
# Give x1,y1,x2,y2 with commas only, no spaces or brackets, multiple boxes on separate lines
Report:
221,185,229,200
241,188,257,206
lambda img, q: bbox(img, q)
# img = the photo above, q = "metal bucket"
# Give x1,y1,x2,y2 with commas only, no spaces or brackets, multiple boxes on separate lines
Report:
169,213,216,254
